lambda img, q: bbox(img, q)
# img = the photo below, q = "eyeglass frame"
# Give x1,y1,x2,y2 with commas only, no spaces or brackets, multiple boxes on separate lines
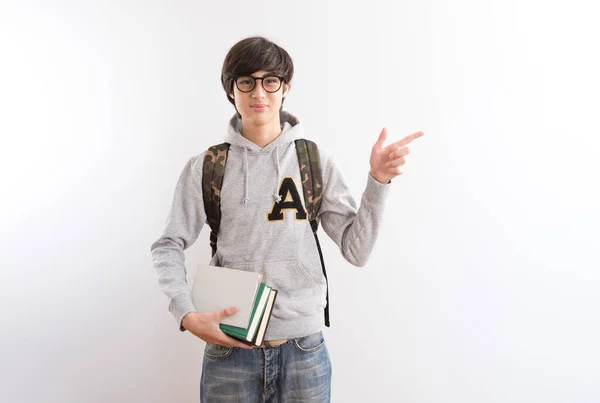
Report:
234,74,286,93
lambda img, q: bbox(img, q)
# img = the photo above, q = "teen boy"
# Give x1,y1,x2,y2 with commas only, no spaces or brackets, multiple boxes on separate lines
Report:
151,36,424,402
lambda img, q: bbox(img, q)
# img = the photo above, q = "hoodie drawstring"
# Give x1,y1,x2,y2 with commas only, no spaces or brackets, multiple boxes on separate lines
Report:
242,148,249,204
273,147,282,203
241,146,282,205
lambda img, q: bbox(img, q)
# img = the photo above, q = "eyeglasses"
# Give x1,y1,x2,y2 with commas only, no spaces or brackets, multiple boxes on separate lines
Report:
234,75,284,93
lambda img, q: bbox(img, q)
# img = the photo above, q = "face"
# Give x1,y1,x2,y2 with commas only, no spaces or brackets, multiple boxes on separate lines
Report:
229,70,290,126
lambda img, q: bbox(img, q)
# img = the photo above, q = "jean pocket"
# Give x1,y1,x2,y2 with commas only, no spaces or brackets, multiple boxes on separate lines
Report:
204,343,234,360
292,331,325,354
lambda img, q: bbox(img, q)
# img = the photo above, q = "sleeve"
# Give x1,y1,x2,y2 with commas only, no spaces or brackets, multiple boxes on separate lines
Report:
317,151,391,267
150,154,207,331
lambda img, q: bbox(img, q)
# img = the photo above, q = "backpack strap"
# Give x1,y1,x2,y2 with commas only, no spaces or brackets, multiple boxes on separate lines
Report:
295,139,323,224
202,142,230,258
295,139,330,327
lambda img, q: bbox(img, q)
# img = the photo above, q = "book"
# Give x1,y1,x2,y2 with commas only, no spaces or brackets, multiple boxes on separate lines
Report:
253,288,277,347
220,283,270,342
220,285,278,347
191,264,263,328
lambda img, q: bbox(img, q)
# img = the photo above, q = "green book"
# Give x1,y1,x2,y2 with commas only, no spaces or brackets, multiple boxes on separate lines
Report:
220,283,272,343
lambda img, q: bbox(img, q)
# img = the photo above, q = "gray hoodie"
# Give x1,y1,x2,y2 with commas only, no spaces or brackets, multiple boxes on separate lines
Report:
150,110,391,340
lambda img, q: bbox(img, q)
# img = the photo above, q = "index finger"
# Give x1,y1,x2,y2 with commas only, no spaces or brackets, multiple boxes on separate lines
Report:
392,131,424,148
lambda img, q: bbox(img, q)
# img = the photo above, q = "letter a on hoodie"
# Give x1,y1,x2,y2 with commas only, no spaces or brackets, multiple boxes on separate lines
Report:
267,177,308,221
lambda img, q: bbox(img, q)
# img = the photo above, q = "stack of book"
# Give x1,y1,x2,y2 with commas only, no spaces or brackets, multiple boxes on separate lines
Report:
191,264,277,347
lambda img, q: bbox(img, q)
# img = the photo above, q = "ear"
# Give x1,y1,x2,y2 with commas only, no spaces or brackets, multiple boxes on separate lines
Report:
229,93,234,99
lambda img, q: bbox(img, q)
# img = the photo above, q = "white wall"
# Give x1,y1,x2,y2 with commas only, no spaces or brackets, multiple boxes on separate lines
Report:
1,1,599,402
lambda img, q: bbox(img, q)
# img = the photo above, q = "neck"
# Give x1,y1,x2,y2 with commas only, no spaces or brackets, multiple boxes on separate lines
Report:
241,115,283,148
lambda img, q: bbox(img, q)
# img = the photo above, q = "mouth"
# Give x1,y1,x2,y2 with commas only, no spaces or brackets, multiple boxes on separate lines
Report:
250,104,269,111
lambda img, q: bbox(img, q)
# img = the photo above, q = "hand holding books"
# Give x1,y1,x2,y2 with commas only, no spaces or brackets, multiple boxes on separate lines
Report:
189,264,278,348
181,308,254,349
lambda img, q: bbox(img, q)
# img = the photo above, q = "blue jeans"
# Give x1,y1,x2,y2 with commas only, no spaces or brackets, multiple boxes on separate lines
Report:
200,331,332,402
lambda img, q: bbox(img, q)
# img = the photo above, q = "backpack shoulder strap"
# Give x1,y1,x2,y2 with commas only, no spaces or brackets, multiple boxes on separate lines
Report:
294,138,330,327
202,142,230,257
294,138,323,232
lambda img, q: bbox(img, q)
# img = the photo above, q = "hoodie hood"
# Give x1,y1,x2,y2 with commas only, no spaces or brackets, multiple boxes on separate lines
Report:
224,110,303,204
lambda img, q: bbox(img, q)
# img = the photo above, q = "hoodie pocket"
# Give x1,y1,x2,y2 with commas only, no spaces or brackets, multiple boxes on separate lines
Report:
225,258,323,320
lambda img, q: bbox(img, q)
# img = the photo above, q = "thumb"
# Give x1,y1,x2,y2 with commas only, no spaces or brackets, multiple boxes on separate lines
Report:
374,127,388,150
216,306,238,321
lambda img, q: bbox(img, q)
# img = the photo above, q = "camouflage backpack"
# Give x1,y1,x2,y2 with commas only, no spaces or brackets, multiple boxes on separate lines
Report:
201,139,330,327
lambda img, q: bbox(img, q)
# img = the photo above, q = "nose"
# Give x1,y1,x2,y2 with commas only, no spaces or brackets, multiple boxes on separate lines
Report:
251,79,266,98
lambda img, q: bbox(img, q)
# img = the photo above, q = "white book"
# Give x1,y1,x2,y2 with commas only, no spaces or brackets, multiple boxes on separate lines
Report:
191,264,263,329
254,289,277,346
245,286,271,341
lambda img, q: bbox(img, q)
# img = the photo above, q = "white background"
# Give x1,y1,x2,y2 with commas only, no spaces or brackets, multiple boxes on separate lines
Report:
1,1,599,402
